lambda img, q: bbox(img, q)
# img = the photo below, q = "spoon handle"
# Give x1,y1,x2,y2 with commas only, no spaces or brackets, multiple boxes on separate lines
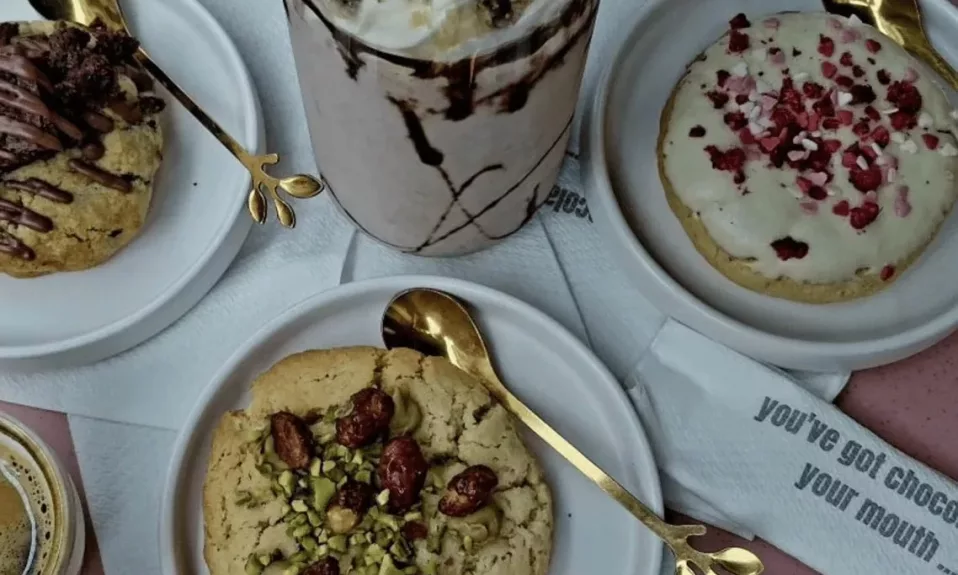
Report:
493,386,676,541
132,47,324,228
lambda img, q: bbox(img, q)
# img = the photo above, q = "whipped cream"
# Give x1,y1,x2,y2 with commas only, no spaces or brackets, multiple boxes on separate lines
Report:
313,0,566,58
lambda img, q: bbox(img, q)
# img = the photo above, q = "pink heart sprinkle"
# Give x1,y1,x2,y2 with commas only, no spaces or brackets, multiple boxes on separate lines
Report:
788,150,808,162
808,172,829,186
894,195,912,217
840,29,861,43
904,67,919,82
864,190,878,203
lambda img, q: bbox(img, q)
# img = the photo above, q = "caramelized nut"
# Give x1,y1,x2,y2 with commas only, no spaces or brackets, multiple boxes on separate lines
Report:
439,465,498,517
270,412,313,470
303,557,339,575
326,480,372,534
335,389,395,448
378,436,428,513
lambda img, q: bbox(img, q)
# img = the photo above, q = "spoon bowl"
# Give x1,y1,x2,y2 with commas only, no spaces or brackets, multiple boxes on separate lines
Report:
382,288,765,575
823,0,958,89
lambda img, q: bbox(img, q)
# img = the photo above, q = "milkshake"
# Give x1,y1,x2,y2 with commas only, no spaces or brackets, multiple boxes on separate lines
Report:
0,413,84,575
284,0,598,255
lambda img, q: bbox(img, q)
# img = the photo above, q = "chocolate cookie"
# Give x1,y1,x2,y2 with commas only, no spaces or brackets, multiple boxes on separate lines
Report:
0,21,165,278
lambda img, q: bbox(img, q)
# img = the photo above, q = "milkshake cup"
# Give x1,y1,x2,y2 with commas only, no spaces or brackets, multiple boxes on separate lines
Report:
284,0,599,256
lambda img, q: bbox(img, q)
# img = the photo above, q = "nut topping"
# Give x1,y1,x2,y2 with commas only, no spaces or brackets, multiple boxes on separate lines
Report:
270,412,314,470
325,479,372,534
378,436,428,513
336,388,395,449
302,557,340,575
439,465,499,517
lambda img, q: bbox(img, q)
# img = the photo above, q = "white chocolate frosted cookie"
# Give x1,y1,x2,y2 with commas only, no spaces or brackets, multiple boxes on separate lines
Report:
658,12,958,303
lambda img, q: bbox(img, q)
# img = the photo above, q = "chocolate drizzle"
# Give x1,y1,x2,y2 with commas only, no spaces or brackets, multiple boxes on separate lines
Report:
0,198,52,232
68,159,131,193
6,178,73,203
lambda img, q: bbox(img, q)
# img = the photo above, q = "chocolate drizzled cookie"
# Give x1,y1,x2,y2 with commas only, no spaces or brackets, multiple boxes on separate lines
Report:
0,20,166,278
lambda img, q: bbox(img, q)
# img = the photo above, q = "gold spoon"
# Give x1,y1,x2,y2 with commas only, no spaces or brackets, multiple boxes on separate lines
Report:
382,288,765,575
822,0,958,90
27,0,324,228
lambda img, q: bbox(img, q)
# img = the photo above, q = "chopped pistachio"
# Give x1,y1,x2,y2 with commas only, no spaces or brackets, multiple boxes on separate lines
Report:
245,555,264,575
328,534,348,553
376,489,391,508
316,529,329,543
422,559,438,575
378,555,404,575
376,515,400,532
280,504,292,516
290,513,308,527
310,477,337,512
293,525,312,539
301,537,318,551
257,554,273,567
316,543,329,557
326,505,360,534
402,512,422,522
290,550,309,563
345,462,359,474
375,530,393,548
351,451,364,466
319,432,335,444
365,565,379,575
337,476,349,489
390,539,412,562
355,470,372,484
291,499,309,513
309,459,323,477
282,567,300,575
365,532,375,544
365,543,386,564
463,535,473,553
278,470,296,496
264,436,276,455
307,510,322,527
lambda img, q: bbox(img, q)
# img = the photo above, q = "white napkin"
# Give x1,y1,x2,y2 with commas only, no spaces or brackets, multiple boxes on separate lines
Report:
632,320,958,575
68,415,176,575
0,0,356,431
342,219,591,345
540,156,851,399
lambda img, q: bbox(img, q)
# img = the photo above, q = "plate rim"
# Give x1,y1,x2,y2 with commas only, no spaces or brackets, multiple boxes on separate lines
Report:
582,0,958,371
0,0,259,361
158,274,665,575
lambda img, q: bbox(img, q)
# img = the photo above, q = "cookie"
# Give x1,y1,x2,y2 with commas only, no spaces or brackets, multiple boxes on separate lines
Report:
203,347,553,575
0,21,165,278
658,12,958,303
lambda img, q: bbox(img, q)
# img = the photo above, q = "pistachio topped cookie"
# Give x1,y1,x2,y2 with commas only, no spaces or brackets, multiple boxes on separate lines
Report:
203,347,553,575
0,20,165,278
658,12,958,303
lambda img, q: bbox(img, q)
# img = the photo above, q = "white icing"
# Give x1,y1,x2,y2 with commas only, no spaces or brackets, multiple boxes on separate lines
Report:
310,0,565,58
662,12,958,284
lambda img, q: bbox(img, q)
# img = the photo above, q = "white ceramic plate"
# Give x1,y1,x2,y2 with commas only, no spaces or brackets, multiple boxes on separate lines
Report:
159,276,664,575
0,0,259,369
583,0,958,372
